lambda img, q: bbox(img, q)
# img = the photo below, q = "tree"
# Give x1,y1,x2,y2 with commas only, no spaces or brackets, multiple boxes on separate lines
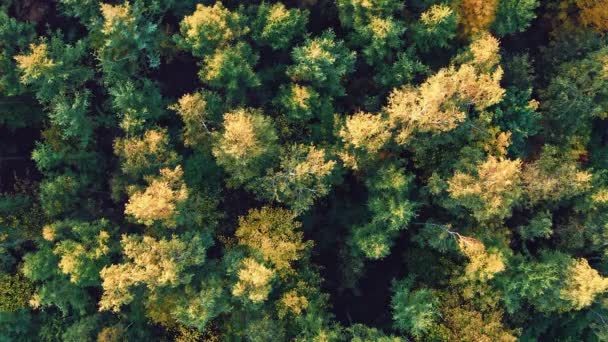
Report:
499,252,608,314
277,289,309,317
560,258,608,310
522,146,591,205
385,34,505,144
287,31,356,97
373,50,428,90
430,291,517,342
336,0,403,29
391,276,439,339
47,219,113,286
97,1,162,78
99,232,211,312
124,166,189,228
338,111,391,170
518,211,553,241
235,207,310,272
178,2,245,57
411,4,458,52
231,257,274,303
39,173,90,218
456,236,505,285
252,3,308,50
108,79,166,135
200,42,260,103
0,10,35,97
252,145,336,213
0,273,34,312
459,0,499,35
275,84,321,122
346,324,405,341
212,108,279,187
576,0,608,32
351,164,416,259
493,86,540,157
15,38,95,146
14,42,55,85
492,0,539,36
171,276,230,331
351,15,405,66
169,91,223,149
448,156,522,222
540,47,608,143
113,128,180,179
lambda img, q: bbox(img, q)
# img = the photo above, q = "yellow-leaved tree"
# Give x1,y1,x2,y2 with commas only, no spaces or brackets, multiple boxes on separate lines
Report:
179,2,244,56
14,42,55,83
522,146,592,205
385,33,504,144
459,0,499,35
560,258,608,310
99,233,209,312
448,156,523,222
338,111,391,170
576,0,608,32
235,207,311,272
125,166,188,228
113,128,180,178
212,108,278,186
232,257,274,303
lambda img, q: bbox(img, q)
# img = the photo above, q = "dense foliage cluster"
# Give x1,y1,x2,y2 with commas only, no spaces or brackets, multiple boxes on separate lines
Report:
1,0,608,340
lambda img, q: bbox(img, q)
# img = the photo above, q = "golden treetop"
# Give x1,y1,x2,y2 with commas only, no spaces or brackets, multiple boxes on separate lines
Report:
232,257,274,303
560,258,608,310
216,109,271,161
459,0,498,35
236,207,309,272
14,43,55,83
458,237,505,282
100,2,134,35
421,4,454,26
278,289,309,317
448,156,523,222
386,63,504,144
576,0,608,32
339,111,390,154
181,2,241,50
124,166,188,228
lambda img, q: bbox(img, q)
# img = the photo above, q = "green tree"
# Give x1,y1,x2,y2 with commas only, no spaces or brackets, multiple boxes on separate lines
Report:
492,0,539,36
336,0,403,29
287,31,356,97
252,3,308,50
0,10,35,97
352,164,416,259
0,273,34,312
391,276,439,339
411,4,458,52
540,47,608,144
200,42,260,103
15,37,94,145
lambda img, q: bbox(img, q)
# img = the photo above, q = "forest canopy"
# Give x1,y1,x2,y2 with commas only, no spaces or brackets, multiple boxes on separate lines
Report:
1,0,608,341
